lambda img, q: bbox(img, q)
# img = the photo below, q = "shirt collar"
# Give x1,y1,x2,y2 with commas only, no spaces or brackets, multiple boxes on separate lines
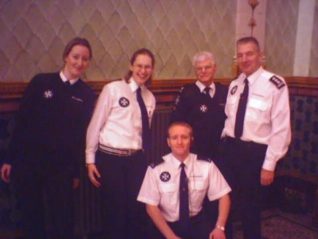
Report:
128,77,145,93
195,80,216,97
60,71,79,85
169,153,192,169
239,66,263,86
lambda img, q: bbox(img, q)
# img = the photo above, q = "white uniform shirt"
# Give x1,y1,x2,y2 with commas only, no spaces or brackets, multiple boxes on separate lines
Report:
222,67,291,171
137,153,231,222
86,78,156,164
195,80,216,98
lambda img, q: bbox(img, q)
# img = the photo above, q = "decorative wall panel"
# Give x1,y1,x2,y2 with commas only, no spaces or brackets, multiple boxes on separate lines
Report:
264,0,299,76
279,95,318,178
310,0,318,77
0,0,236,82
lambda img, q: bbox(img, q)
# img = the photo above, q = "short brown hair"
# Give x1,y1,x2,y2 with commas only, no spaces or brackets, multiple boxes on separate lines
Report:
167,121,193,138
62,37,92,61
237,36,260,51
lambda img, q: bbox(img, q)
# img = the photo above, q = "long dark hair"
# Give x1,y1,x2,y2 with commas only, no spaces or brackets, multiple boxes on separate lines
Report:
124,48,155,86
62,37,93,61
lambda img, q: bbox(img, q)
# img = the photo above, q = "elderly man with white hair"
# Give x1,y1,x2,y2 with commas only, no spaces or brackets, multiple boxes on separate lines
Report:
171,51,228,160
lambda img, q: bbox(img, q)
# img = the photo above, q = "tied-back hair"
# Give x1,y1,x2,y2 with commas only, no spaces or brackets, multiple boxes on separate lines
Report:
237,36,260,51
124,48,155,87
63,37,93,61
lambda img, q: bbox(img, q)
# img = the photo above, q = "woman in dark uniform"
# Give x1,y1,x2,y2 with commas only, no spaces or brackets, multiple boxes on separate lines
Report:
0,37,96,239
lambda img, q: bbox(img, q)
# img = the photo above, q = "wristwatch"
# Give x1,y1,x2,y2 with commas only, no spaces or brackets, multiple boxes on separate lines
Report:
216,224,225,231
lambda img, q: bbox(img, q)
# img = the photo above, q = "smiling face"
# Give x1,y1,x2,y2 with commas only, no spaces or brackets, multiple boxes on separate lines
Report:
129,54,154,86
167,123,193,161
236,41,262,76
63,45,90,80
195,59,216,86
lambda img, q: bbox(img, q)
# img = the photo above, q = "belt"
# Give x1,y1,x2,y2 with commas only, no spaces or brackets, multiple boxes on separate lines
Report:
99,144,142,157
223,136,267,150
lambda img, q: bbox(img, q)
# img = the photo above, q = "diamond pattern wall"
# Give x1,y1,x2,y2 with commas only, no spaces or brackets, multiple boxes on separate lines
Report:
0,0,236,82
310,0,318,76
264,0,299,76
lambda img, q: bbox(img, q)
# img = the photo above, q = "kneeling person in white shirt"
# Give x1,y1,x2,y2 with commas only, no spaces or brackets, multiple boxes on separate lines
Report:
138,122,231,239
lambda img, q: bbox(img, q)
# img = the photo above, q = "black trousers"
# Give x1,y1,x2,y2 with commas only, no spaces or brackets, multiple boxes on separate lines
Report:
12,155,75,239
150,210,212,239
96,150,148,239
221,137,267,239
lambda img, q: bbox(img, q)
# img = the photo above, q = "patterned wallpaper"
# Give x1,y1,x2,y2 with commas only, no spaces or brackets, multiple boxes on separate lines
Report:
264,0,299,76
0,0,236,82
310,1,318,76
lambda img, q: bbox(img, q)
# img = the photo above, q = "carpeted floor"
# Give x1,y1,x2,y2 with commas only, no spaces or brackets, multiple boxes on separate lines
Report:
1,209,317,239
233,209,318,239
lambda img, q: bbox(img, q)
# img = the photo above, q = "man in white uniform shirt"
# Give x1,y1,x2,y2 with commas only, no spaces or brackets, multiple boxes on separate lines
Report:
138,122,231,239
221,37,291,239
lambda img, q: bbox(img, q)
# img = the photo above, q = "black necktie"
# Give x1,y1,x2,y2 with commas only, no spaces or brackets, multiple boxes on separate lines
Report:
234,78,249,138
64,80,71,87
136,87,150,152
179,163,190,230
203,86,211,99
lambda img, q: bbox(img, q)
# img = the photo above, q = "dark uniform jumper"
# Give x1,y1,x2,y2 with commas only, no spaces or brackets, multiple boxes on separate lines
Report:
171,82,228,158
6,72,95,239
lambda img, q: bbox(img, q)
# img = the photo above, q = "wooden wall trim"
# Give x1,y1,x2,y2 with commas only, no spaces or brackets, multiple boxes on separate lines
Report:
1,77,317,112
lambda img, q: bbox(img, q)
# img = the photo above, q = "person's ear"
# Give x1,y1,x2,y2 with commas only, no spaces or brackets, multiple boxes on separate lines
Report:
167,138,171,148
129,63,134,72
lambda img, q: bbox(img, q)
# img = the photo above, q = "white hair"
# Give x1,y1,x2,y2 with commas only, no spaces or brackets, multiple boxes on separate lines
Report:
192,51,216,66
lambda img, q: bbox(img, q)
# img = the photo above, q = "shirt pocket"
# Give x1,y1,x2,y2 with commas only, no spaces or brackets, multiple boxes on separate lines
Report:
159,183,178,211
246,96,271,121
226,96,237,117
189,179,207,205
160,183,178,193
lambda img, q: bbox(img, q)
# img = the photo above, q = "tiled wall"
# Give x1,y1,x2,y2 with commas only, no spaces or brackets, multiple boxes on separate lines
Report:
279,95,318,176
0,0,236,82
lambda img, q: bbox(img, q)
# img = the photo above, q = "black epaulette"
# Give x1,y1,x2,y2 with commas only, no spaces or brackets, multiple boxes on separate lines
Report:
269,76,285,89
197,155,212,163
149,157,164,168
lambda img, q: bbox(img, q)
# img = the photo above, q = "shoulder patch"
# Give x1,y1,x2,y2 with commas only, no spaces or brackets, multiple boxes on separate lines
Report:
197,155,212,163
230,85,238,95
269,76,285,89
149,158,164,168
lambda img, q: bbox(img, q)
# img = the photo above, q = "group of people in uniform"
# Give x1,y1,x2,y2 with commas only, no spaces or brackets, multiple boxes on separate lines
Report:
0,36,291,239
